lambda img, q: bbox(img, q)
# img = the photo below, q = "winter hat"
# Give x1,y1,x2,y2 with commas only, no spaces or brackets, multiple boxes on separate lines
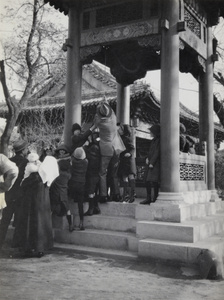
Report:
55,144,70,154
96,102,112,118
27,152,39,163
180,123,186,134
72,123,81,133
73,147,86,160
13,140,28,153
149,124,160,137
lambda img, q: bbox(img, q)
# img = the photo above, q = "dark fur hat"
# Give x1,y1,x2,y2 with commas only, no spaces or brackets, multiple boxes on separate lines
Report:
72,123,81,133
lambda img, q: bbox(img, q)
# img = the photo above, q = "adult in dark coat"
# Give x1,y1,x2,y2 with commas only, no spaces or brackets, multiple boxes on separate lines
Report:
50,144,74,232
84,132,101,216
68,147,88,230
13,154,58,257
179,123,188,152
0,140,28,249
71,123,96,153
140,124,160,205
94,102,126,203
118,124,136,203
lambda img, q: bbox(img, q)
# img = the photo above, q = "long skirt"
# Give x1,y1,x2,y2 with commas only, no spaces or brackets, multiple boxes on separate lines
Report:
13,173,53,253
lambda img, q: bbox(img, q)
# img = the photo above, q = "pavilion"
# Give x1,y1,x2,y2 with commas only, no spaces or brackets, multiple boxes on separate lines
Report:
38,0,224,277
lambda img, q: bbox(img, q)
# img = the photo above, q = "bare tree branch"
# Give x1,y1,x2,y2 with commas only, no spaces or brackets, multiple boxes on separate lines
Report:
0,60,20,155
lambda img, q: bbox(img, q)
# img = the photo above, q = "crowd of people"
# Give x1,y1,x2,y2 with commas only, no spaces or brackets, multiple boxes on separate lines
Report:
1,101,185,258
0,101,198,258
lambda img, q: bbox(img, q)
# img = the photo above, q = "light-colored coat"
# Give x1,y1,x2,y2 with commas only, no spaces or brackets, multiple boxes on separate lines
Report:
94,109,125,156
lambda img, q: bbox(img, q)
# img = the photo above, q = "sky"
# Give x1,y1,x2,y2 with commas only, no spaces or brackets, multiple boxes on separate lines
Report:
0,0,224,148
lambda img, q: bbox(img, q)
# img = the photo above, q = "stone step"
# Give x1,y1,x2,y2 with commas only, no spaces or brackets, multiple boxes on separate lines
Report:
137,200,224,222
54,228,138,252
70,201,138,218
52,214,136,233
135,204,156,221
183,201,224,221
138,232,224,267
136,212,224,243
53,243,138,261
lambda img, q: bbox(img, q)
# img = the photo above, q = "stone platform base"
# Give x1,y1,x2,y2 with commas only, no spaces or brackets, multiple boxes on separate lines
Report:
52,192,224,279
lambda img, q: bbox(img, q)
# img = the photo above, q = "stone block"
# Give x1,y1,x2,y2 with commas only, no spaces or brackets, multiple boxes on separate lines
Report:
136,221,197,242
75,215,136,233
138,239,189,263
54,228,136,251
135,205,154,220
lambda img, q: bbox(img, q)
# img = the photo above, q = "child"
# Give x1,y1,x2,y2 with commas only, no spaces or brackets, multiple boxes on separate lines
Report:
68,147,88,230
50,144,74,232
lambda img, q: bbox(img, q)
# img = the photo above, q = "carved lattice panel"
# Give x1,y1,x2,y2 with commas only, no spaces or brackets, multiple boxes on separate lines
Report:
184,8,201,38
180,163,205,181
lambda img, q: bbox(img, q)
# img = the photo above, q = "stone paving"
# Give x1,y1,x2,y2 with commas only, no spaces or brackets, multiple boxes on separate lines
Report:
0,245,223,300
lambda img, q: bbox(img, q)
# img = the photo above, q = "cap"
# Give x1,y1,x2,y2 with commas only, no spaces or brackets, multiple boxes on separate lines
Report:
73,147,86,160
13,140,28,153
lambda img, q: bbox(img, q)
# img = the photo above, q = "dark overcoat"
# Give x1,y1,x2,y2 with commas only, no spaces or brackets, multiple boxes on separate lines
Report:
71,129,92,153
13,172,53,252
5,154,27,203
49,157,71,216
145,137,160,183
119,129,136,177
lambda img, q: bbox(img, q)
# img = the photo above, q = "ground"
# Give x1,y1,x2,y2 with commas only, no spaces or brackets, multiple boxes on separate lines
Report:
0,246,223,300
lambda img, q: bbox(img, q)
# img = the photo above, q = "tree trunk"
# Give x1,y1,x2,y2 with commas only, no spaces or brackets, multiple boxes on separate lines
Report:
0,60,20,156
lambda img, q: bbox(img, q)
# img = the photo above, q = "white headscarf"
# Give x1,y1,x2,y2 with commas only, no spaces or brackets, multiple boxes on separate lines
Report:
22,152,41,183
38,156,59,187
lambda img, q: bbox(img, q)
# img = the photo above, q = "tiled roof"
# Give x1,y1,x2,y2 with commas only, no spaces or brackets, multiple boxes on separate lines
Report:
0,61,223,142
29,62,117,101
0,85,223,134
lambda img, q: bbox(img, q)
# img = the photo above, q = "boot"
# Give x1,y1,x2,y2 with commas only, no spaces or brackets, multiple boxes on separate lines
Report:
128,179,135,203
84,198,94,216
93,196,101,215
139,198,151,205
112,194,121,202
140,188,151,205
121,181,129,202
151,183,159,203
67,214,74,232
99,196,108,203
79,220,85,231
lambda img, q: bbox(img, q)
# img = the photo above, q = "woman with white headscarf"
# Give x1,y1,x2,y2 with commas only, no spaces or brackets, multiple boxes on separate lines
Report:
13,153,59,257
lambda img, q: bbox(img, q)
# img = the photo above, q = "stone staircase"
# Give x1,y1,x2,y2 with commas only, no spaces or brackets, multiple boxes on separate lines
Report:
53,196,224,274
53,201,139,253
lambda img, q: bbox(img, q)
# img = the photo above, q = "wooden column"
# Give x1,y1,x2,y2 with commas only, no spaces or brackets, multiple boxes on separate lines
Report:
64,2,82,147
159,0,181,195
205,27,215,191
116,83,130,125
